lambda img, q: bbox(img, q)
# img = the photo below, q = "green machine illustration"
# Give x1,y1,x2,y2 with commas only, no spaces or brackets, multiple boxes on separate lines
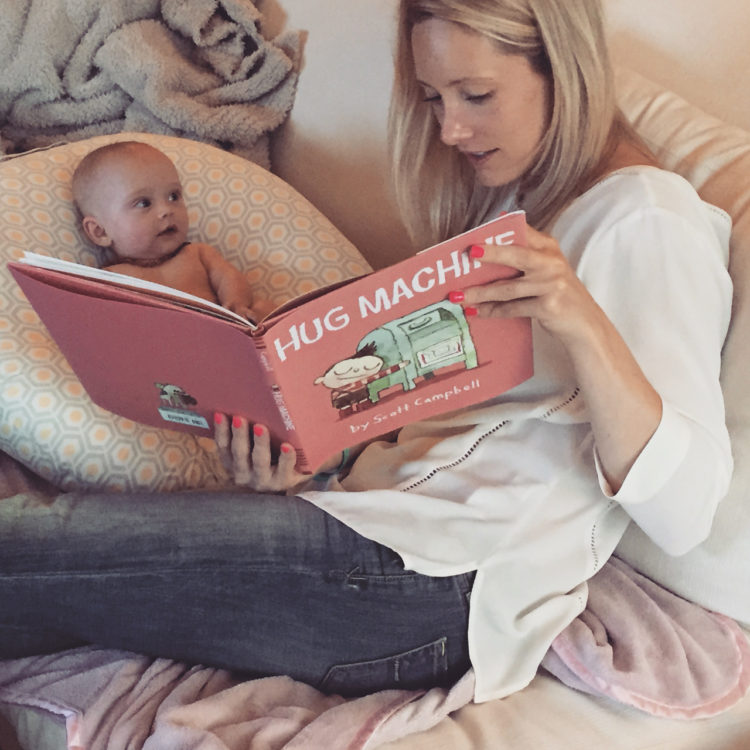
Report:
357,300,478,403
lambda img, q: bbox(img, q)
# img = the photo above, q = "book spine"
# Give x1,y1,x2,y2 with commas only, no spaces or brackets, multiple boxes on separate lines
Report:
254,340,313,471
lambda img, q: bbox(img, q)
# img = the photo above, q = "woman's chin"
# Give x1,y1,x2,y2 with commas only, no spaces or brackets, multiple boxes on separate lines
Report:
466,153,527,189
471,164,511,188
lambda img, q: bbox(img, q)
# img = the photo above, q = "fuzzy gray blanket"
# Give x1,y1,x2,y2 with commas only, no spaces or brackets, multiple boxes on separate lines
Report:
0,0,300,167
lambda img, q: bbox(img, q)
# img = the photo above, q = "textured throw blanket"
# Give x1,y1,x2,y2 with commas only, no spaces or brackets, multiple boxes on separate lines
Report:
0,0,300,167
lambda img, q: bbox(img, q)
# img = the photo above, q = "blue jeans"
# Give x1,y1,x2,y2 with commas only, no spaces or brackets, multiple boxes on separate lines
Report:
0,490,473,696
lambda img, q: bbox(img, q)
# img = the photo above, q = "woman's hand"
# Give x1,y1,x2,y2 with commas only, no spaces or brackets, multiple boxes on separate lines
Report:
214,414,307,492
459,224,662,493
461,225,603,346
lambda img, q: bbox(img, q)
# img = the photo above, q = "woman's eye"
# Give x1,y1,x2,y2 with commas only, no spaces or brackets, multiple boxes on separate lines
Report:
465,92,492,104
420,86,441,104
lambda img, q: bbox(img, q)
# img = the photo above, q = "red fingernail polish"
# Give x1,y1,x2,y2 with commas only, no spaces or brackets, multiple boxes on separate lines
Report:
281,444,293,454
465,306,479,316
253,424,264,437
232,416,243,429
448,290,465,303
213,412,224,424
469,245,485,258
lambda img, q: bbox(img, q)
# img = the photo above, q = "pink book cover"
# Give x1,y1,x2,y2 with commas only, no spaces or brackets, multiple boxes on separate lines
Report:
9,211,534,472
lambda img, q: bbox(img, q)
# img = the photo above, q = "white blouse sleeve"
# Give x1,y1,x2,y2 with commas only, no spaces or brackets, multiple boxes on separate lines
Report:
578,202,733,556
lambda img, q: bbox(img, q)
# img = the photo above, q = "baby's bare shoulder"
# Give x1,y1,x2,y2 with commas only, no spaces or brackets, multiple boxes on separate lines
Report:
188,241,228,265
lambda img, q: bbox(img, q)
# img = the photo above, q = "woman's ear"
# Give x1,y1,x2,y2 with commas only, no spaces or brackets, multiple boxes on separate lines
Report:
81,216,113,247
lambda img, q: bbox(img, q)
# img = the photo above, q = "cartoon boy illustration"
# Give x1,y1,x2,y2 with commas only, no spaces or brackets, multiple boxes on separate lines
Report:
314,343,386,413
315,342,412,415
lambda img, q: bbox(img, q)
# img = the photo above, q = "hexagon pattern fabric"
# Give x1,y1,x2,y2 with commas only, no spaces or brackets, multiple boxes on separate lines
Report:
0,133,371,492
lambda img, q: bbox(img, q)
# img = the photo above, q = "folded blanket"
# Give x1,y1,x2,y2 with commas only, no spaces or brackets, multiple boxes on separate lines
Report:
0,648,473,750
541,556,750,719
0,0,300,166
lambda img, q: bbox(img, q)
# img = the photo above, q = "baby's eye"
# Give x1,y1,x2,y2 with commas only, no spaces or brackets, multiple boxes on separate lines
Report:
332,364,354,377
168,191,182,202
134,198,151,209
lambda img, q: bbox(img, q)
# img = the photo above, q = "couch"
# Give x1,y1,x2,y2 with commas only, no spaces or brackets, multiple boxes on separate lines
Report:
1,2,749,749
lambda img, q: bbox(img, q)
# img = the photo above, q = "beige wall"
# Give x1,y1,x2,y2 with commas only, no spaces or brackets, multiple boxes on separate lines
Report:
267,1,408,267
268,0,750,268
607,0,750,132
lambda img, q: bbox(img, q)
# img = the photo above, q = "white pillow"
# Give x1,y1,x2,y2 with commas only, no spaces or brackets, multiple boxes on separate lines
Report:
614,69,750,627
0,133,370,492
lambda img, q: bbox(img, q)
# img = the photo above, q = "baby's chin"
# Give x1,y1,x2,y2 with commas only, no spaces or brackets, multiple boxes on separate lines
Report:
153,230,188,254
114,234,187,262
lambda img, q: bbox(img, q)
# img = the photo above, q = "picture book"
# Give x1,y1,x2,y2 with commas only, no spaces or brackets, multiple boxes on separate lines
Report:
8,211,534,472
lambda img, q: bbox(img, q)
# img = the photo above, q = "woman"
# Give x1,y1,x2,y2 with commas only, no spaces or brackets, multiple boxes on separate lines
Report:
0,0,732,703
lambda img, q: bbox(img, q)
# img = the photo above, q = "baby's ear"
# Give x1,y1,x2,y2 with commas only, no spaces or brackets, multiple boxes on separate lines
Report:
81,216,113,247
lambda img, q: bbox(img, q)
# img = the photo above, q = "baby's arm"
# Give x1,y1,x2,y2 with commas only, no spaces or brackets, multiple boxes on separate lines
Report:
196,243,264,321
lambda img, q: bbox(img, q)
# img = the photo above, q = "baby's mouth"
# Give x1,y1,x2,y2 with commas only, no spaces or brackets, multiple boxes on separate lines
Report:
159,225,177,236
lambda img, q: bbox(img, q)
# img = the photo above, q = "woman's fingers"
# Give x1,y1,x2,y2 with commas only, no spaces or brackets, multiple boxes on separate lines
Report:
469,227,559,273
460,226,594,333
214,415,306,491
249,423,273,485
277,444,301,487
214,412,233,474
230,416,253,485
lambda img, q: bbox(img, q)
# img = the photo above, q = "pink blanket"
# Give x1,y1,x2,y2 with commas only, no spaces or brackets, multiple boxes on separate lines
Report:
541,556,750,719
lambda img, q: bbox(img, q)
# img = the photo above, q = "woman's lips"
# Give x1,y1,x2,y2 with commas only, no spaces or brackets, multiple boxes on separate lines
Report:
464,148,498,166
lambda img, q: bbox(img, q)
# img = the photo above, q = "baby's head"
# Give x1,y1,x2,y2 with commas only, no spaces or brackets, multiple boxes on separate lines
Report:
72,141,189,263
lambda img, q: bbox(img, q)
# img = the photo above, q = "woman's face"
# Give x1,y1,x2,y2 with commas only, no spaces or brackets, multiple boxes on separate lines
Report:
411,18,551,187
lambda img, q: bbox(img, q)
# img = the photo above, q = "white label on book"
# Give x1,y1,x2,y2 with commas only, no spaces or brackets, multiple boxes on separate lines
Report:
158,408,210,429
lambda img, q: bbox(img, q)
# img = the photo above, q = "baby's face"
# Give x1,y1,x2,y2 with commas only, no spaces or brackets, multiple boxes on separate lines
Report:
89,147,189,260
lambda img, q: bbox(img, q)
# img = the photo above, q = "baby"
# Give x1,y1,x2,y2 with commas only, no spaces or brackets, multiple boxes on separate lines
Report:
72,140,267,321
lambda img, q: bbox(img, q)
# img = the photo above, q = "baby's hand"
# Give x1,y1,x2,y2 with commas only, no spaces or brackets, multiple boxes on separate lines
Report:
223,296,274,324
224,301,259,323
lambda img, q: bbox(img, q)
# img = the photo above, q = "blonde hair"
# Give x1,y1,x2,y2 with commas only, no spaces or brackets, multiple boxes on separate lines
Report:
389,0,620,247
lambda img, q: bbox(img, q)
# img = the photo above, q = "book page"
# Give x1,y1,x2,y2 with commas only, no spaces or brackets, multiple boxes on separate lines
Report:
17,252,255,328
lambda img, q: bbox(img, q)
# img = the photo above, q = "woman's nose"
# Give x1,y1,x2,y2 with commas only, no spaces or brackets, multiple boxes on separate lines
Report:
440,106,472,146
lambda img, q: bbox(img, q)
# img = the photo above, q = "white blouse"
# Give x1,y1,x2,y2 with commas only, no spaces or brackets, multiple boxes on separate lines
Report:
300,167,733,702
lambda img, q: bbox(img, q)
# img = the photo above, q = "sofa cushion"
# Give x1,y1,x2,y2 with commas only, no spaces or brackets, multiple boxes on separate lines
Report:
0,133,370,492
614,68,750,627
